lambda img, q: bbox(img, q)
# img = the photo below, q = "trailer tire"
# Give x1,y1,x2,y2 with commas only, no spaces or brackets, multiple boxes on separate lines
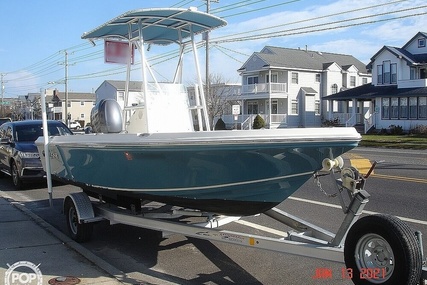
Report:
344,214,422,285
65,198,93,242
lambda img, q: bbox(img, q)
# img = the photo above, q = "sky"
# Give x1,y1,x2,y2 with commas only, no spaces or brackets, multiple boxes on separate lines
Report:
1,0,427,97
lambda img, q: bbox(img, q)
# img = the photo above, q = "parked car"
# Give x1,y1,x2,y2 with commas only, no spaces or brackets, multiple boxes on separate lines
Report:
0,117,12,126
69,121,81,130
0,120,73,189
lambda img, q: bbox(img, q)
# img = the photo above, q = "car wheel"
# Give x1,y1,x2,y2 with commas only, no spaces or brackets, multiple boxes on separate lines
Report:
11,161,24,189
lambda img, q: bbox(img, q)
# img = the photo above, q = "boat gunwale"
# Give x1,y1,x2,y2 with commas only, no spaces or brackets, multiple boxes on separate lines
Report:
39,127,361,147
41,136,360,148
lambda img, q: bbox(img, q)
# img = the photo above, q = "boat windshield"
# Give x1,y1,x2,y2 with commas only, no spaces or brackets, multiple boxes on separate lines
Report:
15,124,72,142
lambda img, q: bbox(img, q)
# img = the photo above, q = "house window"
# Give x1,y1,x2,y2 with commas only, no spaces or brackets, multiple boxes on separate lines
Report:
409,97,418,119
362,78,368,84
247,76,259,85
381,98,390,119
350,76,356,87
80,113,85,118
390,98,399,119
291,72,298,84
410,68,417,80
419,97,427,119
271,100,278,114
266,73,278,83
391,63,397,84
418,38,426,48
315,74,320,83
331,84,338,94
399,98,408,119
247,101,258,114
67,101,71,108
291,100,298,115
383,61,391,84
315,100,320,115
80,101,85,106
377,65,383,84
118,92,124,101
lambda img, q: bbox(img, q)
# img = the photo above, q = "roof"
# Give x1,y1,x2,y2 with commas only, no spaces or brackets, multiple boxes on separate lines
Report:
367,46,427,69
402,31,427,50
104,80,144,91
81,8,227,45
367,32,427,69
301,87,317,94
323,83,427,101
240,46,368,73
45,92,96,101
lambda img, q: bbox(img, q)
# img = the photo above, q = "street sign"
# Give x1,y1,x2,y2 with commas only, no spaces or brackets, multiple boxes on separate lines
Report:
232,105,240,115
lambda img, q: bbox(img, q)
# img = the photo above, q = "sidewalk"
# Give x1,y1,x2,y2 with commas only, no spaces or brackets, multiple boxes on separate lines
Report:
0,196,126,285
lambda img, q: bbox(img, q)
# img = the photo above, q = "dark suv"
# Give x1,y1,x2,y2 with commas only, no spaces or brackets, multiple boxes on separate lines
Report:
0,120,73,189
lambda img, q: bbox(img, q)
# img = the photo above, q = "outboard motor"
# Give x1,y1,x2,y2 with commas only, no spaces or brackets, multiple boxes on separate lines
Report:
90,99,123,133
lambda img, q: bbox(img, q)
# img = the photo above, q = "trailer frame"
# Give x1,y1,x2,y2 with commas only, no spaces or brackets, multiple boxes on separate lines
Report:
63,163,427,284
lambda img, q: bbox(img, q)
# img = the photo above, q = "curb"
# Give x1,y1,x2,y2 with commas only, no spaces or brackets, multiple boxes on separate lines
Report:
0,192,132,284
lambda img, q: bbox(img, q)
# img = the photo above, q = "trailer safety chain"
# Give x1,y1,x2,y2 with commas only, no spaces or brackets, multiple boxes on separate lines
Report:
313,172,338,198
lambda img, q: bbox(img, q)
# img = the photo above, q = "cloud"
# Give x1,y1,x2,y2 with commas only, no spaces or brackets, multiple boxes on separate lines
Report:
310,39,378,64
2,71,39,97
208,0,427,77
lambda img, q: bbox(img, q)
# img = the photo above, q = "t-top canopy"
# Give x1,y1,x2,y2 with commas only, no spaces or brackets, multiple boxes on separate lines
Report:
81,8,227,45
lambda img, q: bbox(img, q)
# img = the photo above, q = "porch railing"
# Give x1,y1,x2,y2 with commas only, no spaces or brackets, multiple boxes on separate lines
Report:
241,115,254,130
364,110,375,134
217,114,287,129
242,83,287,94
270,114,287,124
333,113,364,126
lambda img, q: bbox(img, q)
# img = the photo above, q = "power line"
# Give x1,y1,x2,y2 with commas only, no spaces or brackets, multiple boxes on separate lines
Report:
3,1,427,94
212,4,427,44
213,0,409,42
220,0,300,18
210,0,267,13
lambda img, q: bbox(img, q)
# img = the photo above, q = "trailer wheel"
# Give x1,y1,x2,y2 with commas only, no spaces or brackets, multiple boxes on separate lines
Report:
344,214,422,285
64,198,93,242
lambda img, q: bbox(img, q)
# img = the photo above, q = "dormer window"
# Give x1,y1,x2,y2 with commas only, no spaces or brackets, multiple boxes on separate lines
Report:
418,38,426,48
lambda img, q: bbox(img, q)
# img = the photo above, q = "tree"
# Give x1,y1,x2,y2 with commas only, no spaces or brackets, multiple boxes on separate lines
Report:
214,118,226,130
253,114,265,129
189,73,240,130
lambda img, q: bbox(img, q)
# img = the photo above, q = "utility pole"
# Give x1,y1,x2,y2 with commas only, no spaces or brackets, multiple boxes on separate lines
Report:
203,0,219,127
1,73,7,117
59,50,73,126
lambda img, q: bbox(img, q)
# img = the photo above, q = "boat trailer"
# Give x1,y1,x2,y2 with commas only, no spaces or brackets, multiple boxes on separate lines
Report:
63,158,427,285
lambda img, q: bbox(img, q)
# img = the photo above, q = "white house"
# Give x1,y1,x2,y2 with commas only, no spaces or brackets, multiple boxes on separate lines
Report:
45,90,96,127
325,31,427,133
227,46,371,129
18,90,95,126
95,80,144,110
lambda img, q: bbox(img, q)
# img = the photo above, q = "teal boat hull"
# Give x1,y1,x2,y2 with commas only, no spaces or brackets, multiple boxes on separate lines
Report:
40,129,360,215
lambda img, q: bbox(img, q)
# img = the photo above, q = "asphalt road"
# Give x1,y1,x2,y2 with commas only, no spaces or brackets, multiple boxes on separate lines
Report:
0,147,426,285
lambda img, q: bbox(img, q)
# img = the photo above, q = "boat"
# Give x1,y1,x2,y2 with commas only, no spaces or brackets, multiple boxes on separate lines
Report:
37,7,361,216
